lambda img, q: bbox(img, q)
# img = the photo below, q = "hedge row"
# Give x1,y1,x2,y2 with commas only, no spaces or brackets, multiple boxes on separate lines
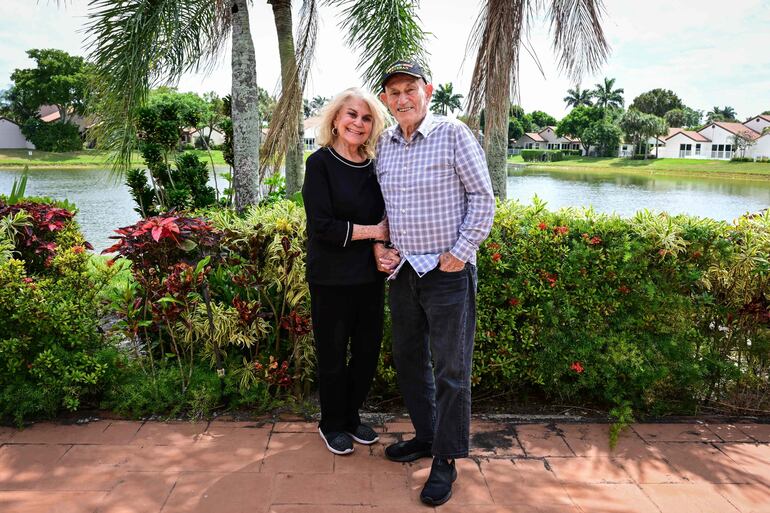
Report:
2,198,769,425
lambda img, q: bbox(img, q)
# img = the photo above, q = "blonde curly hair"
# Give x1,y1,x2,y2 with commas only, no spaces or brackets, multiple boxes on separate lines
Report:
316,87,388,159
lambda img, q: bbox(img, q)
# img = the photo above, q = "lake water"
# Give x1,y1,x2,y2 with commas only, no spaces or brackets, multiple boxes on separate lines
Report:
507,165,770,221
1,165,769,252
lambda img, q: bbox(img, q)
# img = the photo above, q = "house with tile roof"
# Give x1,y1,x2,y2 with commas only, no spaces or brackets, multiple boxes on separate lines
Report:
657,115,770,160
512,126,582,152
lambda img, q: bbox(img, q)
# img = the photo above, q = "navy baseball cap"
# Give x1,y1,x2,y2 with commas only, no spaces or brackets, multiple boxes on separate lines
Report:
381,60,428,90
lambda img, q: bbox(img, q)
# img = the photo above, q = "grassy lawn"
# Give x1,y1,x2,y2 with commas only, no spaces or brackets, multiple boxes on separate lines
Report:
0,149,228,168
507,155,770,178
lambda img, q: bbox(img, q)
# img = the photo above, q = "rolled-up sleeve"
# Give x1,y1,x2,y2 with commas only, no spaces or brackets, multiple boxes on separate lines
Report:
449,123,496,262
302,155,353,247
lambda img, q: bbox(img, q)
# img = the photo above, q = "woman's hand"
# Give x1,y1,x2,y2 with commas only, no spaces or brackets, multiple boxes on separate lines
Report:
374,243,400,274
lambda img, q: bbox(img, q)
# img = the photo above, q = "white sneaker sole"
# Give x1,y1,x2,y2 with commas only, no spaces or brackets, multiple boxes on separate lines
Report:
319,427,354,455
346,431,380,445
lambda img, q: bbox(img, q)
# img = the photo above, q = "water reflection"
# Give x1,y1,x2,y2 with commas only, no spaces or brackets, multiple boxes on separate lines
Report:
507,167,770,221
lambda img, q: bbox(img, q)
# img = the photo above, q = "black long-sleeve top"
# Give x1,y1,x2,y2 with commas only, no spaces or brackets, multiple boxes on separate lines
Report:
302,146,386,286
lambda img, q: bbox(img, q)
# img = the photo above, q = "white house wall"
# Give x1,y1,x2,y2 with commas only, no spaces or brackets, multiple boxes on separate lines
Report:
750,134,770,158
698,124,740,159
0,119,34,149
659,133,708,159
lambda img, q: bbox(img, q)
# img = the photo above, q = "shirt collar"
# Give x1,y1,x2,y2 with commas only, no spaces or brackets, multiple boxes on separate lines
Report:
389,111,440,144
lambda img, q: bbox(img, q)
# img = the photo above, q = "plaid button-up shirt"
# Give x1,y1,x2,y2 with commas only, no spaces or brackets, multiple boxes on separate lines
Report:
375,112,495,278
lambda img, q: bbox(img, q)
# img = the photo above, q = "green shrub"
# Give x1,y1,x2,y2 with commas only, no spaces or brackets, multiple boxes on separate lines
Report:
520,149,564,162
0,247,118,424
21,119,82,152
372,202,770,420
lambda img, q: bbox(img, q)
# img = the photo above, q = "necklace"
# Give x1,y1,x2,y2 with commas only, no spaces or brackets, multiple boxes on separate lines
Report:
327,147,371,169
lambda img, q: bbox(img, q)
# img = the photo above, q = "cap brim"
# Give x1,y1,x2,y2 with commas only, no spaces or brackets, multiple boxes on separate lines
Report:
381,71,426,89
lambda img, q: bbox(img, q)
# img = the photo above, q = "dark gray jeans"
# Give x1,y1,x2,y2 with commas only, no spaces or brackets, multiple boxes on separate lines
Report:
389,262,477,459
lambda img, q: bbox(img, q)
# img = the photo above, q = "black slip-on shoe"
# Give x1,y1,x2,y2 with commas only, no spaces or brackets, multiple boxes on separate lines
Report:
420,458,457,506
385,437,432,462
346,424,379,445
318,427,354,455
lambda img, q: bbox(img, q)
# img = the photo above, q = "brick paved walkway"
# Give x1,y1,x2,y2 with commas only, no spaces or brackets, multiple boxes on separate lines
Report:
2,417,770,512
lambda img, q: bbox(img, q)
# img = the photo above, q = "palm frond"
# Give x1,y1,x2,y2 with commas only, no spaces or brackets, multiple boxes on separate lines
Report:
465,0,527,127
84,0,229,174
548,0,610,81
326,0,430,92
259,0,318,180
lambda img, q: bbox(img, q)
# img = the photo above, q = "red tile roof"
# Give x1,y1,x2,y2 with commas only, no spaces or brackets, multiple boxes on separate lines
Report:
705,122,761,140
521,132,546,142
665,130,710,142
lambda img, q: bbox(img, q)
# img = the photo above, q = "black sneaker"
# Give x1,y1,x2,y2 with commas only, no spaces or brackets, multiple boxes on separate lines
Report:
318,427,354,455
420,458,457,506
385,437,432,462
346,424,379,445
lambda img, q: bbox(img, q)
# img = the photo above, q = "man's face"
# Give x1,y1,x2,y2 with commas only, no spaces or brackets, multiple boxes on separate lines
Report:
380,75,433,129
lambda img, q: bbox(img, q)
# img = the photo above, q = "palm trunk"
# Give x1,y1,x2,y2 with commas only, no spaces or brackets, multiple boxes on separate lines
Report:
485,100,509,200
231,0,260,211
269,0,304,197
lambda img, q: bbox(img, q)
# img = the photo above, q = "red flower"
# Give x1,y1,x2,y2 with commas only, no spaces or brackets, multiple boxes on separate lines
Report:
71,245,85,254
488,242,501,250
618,285,631,294
537,222,548,230
692,250,702,259
491,253,502,262
508,297,520,306
22,277,34,284
589,236,602,245
554,226,569,236
571,362,584,374
658,248,667,256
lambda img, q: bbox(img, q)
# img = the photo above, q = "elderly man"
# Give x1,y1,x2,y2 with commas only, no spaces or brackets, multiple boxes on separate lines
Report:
373,60,495,506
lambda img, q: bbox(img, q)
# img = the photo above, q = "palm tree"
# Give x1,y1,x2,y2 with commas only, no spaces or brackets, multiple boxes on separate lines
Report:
329,0,430,91
592,77,624,111
706,106,738,123
264,0,318,197
83,0,317,211
465,0,610,199
431,83,464,115
563,85,593,108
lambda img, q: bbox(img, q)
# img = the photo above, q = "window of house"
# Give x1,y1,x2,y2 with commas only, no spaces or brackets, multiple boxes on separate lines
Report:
695,144,701,155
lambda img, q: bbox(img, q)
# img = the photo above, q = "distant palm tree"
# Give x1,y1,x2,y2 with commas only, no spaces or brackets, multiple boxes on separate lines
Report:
465,0,610,199
308,95,330,116
706,106,738,123
563,85,593,108
592,77,624,111
431,83,464,115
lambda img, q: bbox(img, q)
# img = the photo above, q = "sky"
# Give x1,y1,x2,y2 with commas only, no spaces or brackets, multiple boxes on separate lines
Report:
1,0,769,120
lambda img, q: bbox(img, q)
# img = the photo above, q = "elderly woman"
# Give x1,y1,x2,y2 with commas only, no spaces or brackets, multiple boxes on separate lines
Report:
302,87,396,455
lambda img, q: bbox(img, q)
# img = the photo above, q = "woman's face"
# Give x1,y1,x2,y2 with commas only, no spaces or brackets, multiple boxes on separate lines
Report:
333,98,374,149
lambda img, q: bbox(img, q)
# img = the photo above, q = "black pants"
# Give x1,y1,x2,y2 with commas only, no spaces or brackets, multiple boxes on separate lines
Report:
310,280,385,435
389,263,477,458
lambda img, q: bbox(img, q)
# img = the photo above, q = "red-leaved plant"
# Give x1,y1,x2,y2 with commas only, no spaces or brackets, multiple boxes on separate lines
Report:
0,200,92,271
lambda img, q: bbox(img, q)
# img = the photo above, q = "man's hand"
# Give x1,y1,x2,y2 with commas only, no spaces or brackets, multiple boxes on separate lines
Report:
439,251,465,272
374,244,400,274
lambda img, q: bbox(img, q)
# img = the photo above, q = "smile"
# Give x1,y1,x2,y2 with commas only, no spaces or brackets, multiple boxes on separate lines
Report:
397,107,413,113
346,128,365,135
